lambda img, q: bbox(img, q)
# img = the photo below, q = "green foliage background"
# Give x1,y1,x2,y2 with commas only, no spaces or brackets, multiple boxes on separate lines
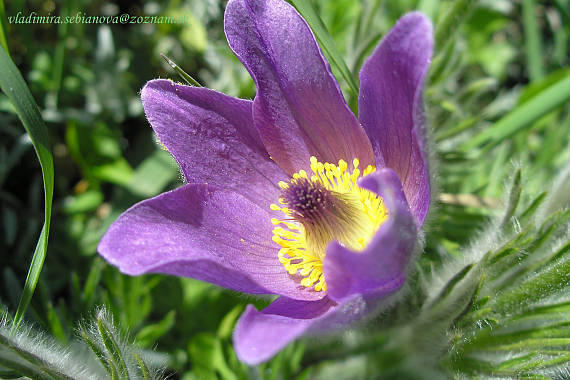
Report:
0,0,568,378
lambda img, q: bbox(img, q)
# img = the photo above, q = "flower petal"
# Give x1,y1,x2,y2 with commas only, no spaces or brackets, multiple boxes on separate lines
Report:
234,294,375,365
233,297,336,365
141,79,285,207
98,184,323,301
324,168,418,302
358,12,433,226
224,0,375,175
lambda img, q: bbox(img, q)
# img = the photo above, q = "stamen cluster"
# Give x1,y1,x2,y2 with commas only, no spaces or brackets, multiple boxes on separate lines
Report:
270,157,388,292
281,177,334,221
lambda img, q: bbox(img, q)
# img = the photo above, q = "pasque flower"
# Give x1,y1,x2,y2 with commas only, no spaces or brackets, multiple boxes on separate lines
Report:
98,0,432,365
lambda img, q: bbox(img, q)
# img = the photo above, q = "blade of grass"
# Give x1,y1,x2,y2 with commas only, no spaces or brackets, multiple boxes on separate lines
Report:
0,0,9,55
522,0,544,81
429,38,456,84
0,47,54,332
50,0,72,108
434,0,477,50
288,0,359,97
436,116,480,142
160,53,202,87
462,76,570,150
351,30,382,78
361,0,382,40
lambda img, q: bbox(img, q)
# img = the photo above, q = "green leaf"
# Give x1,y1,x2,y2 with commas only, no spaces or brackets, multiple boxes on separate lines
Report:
497,352,540,370
524,353,570,371
46,302,68,344
97,317,129,379
515,301,570,320
0,368,22,379
462,76,570,149
457,77,498,104
490,338,570,351
127,149,179,198
62,190,104,214
135,310,176,348
288,0,359,97
80,328,112,374
471,322,570,348
531,209,570,253
50,0,72,107
429,38,456,84
351,30,382,78
518,68,570,105
91,161,133,186
0,357,52,380
491,254,569,316
420,263,481,335
107,359,120,380
428,263,474,308
65,121,133,186
518,192,547,224
132,352,152,380
188,333,237,380
0,330,75,380
436,116,480,142
500,168,522,228
81,258,105,308
217,305,244,340
0,42,54,332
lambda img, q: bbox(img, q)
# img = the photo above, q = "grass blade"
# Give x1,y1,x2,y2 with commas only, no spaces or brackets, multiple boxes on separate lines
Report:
288,0,359,97
522,0,544,81
462,76,570,150
160,54,202,87
0,0,9,55
434,0,477,50
0,47,54,331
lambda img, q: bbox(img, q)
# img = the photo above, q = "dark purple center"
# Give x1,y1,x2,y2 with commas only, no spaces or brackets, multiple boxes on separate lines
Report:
281,178,334,222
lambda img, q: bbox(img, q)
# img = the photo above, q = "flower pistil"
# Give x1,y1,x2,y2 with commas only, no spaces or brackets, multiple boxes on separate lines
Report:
271,156,389,292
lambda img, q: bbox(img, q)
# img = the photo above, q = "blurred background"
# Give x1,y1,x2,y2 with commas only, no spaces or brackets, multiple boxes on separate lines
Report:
0,0,568,378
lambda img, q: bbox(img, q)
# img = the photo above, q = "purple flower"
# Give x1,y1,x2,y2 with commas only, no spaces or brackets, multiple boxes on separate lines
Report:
98,0,432,365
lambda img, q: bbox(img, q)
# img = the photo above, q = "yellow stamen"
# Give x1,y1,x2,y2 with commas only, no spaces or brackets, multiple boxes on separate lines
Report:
270,156,389,292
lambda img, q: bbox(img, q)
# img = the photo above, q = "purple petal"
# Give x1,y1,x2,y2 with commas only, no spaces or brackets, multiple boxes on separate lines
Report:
324,168,417,302
234,297,336,365
234,294,377,365
98,184,323,301
224,0,375,175
358,12,433,226
141,79,286,207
